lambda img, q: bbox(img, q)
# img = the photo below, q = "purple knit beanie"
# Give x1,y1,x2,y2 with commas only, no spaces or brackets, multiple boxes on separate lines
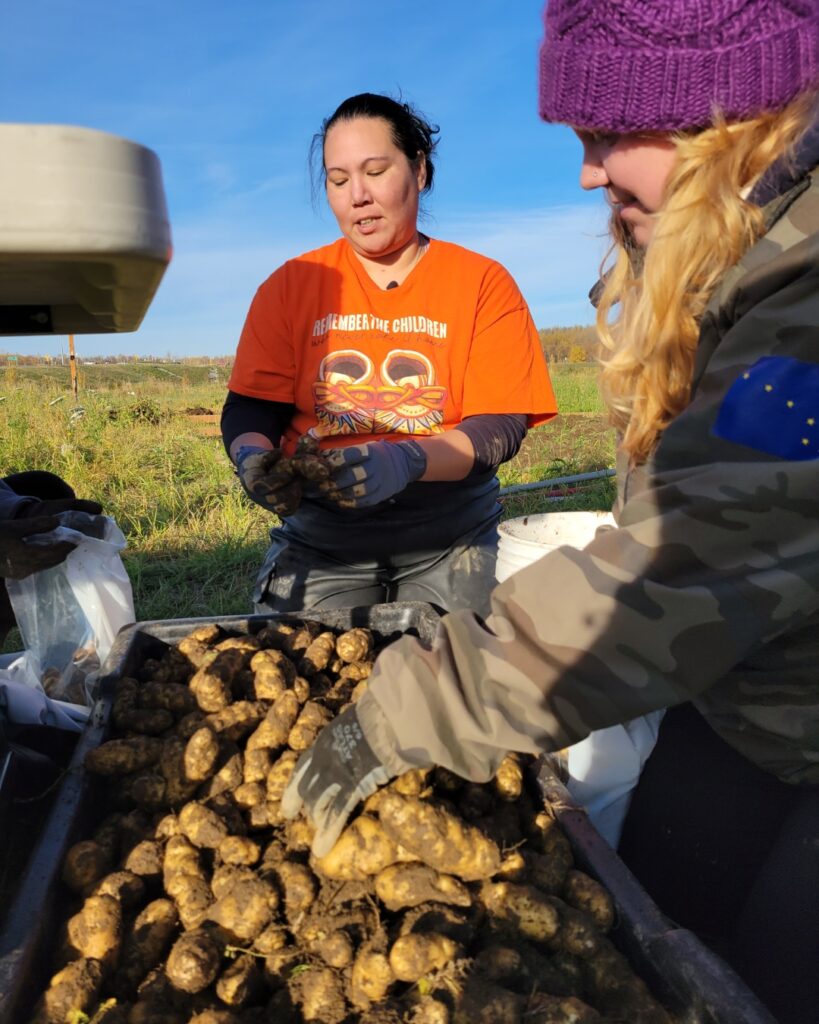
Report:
538,0,819,133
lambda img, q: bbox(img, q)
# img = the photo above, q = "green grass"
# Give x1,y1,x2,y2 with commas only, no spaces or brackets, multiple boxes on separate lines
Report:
1,363,615,645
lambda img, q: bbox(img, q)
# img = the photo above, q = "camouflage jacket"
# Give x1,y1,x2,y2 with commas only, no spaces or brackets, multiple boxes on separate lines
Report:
357,160,819,787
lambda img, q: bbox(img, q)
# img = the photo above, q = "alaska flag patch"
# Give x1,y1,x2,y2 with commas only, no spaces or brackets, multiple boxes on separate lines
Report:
713,356,819,460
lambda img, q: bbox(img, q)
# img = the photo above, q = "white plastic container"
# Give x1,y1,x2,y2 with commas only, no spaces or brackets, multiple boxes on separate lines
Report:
495,508,662,849
496,510,615,583
0,123,171,334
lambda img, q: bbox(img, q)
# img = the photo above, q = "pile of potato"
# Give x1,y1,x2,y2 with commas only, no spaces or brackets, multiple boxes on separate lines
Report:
30,619,674,1024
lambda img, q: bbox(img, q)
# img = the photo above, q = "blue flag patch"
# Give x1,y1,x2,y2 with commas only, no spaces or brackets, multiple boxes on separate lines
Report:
713,356,819,460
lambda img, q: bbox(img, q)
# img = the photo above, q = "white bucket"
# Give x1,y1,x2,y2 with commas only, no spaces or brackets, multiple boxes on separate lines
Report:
496,510,615,583
495,507,662,849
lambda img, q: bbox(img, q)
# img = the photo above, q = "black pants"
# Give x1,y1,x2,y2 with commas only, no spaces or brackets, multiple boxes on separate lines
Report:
1,472,76,641
618,702,819,1024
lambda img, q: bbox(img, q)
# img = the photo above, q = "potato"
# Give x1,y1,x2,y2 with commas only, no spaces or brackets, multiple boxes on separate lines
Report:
85,737,162,775
340,661,374,683
159,736,200,806
388,933,462,983
113,898,179,997
265,749,299,802
275,860,317,923
179,801,229,849
253,922,289,955
349,946,395,1009
166,927,222,994
525,992,603,1023
184,727,221,782
562,870,615,932
115,708,175,736
288,700,332,751
66,893,122,969
216,953,263,1007
289,964,348,1023
281,621,321,657
189,649,246,712
335,628,373,664
206,877,278,942
166,872,213,930
123,772,165,811
452,977,523,1024
163,835,206,885
124,839,163,879
581,939,672,1024
234,781,266,808
481,882,561,944
250,648,297,700
215,635,261,657
219,835,261,866
378,793,501,881
298,631,336,675
314,816,416,880
30,957,104,1024
91,870,147,910
312,931,355,969
138,680,196,714
524,850,572,897
188,1012,242,1024
207,700,267,742
242,746,273,785
211,864,258,900
549,898,602,959
199,750,244,799
182,623,222,646
62,839,112,893
375,863,471,912
494,754,523,802
246,691,300,751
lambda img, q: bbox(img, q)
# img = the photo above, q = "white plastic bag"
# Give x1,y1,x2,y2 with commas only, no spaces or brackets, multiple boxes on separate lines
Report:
3,511,134,706
565,712,665,848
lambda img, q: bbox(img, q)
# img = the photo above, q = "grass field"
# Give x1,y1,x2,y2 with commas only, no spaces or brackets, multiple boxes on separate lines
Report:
1,363,614,646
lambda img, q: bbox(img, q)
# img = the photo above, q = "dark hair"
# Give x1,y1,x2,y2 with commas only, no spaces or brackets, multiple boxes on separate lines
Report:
310,92,439,199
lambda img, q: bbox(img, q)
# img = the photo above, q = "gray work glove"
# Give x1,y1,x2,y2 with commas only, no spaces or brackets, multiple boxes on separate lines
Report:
326,439,427,509
0,517,76,579
281,703,399,857
235,445,303,517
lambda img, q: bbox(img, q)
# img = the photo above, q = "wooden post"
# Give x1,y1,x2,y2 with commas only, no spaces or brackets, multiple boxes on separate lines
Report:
68,334,78,399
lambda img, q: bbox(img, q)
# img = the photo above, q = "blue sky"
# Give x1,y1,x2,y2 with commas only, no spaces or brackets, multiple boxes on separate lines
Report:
1,0,609,358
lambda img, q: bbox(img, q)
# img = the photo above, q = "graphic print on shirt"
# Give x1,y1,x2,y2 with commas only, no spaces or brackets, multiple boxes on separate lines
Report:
310,348,447,437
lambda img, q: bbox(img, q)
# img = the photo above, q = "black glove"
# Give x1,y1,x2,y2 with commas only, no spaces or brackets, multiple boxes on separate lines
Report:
235,445,302,517
14,497,103,519
0,516,76,579
281,704,395,857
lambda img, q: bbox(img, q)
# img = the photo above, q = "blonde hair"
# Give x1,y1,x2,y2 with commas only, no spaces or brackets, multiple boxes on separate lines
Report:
596,92,816,464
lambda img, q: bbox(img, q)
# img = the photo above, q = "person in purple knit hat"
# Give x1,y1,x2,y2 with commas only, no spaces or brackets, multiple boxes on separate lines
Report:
283,3,819,1019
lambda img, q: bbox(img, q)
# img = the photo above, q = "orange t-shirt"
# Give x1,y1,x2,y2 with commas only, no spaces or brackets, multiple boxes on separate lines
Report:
229,237,556,454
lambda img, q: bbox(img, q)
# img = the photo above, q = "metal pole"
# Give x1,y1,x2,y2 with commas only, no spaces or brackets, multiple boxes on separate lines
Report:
68,334,78,400
499,467,615,497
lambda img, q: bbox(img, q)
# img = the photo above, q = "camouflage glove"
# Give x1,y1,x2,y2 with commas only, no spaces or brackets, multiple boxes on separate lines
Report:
235,445,302,517
281,704,398,857
0,516,76,579
326,440,427,509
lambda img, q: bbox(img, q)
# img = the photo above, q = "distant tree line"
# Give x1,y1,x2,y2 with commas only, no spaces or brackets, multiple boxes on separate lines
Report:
538,325,599,365
2,325,603,367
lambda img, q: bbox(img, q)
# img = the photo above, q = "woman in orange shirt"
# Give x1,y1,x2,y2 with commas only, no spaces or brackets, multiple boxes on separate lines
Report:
222,92,556,616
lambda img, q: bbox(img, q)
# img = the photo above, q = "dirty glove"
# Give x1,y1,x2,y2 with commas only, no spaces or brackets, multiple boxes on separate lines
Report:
235,445,302,517
15,497,102,520
282,703,401,857
326,440,427,509
0,516,76,579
